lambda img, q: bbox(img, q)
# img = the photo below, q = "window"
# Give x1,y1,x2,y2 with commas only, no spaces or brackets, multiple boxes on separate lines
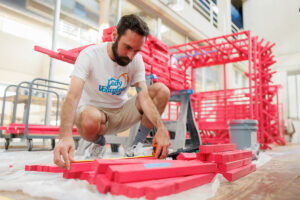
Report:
121,0,157,35
161,22,185,46
235,69,239,85
0,0,100,43
287,73,300,119
194,66,220,92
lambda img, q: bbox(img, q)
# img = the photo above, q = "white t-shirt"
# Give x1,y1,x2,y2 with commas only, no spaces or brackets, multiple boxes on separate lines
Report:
70,42,145,108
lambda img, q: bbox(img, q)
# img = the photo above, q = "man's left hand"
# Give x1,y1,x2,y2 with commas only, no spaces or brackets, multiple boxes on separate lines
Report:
152,127,170,159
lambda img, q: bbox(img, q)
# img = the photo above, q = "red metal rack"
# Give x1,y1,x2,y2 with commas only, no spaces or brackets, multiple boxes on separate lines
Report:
34,28,285,149
169,31,285,149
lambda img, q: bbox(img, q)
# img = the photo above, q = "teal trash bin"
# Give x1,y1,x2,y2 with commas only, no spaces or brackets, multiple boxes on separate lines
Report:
229,120,258,150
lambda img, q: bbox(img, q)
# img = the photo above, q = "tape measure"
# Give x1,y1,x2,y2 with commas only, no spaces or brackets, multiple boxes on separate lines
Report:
152,143,158,156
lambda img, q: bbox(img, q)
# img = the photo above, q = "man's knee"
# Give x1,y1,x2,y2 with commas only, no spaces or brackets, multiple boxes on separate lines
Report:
78,109,105,142
149,82,170,100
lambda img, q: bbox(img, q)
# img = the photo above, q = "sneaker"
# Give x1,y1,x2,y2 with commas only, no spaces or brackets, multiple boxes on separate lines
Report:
75,138,92,156
124,144,137,157
87,143,106,159
124,142,151,157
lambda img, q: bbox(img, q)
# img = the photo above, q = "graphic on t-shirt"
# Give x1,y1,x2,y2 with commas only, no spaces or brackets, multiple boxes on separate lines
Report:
98,73,129,95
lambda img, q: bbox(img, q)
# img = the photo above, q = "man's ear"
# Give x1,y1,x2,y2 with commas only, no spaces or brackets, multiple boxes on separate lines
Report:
112,28,118,42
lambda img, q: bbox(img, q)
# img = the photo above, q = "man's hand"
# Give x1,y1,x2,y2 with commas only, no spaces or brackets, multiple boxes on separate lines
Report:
53,137,75,170
152,127,170,159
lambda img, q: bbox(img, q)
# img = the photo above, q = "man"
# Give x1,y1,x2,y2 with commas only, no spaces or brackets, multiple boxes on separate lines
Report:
54,14,171,170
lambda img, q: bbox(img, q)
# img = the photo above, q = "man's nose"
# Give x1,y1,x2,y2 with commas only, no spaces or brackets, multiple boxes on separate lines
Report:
127,51,135,60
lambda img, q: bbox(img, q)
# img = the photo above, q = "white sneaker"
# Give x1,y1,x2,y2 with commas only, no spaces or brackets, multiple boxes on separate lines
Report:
124,144,137,157
87,143,106,159
75,138,92,156
124,142,151,157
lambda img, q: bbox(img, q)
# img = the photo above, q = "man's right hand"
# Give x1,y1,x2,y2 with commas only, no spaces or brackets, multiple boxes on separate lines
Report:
53,136,75,170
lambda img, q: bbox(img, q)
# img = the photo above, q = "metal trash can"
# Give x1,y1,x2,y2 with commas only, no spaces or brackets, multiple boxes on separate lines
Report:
229,120,260,160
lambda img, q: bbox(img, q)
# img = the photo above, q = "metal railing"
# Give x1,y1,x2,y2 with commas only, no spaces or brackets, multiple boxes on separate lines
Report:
184,0,218,28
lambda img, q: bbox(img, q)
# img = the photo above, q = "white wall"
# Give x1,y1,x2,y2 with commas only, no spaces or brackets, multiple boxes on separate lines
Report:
243,0,300,143
0,31,49,83
0,7,90,85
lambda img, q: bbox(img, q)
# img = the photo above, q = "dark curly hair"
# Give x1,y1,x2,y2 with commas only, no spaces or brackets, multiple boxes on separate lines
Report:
116,14,149,37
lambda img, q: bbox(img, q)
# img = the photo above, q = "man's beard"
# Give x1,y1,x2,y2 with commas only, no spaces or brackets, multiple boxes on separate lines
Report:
112,37,132,66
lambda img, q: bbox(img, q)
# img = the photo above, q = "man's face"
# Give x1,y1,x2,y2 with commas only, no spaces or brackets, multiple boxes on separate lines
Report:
112,29,146,66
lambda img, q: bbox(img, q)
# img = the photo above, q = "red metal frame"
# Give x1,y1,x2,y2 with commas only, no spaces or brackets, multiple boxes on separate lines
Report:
35,28,285,149
169,31,285,149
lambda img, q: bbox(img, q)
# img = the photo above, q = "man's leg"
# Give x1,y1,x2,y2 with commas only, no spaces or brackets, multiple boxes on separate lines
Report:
133,82,170,145
75,105,107,157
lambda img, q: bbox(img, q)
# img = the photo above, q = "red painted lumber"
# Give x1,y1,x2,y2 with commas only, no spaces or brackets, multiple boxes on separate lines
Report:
196,153,207,161
63,171,82,179
207,150,252,163
175,173,216,193
144,179,176,200
79,171,92,181
106,161,217,183
222,163,256,182
111,177,178,198
25,165,32,171
69,162,94,172
146,173,216,200
28,165,38,171
34,164,64,173
218,157,252,172
111,173,216,199
198,144,236,154
47,165,64,173
87,171,97,184
176,153,197,160
25,164,47,172
110,182,123,196
93,159,179,174
95,174,112,194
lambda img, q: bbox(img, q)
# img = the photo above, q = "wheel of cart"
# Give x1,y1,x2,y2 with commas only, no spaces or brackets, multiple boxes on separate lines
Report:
51,139,55,149
4,138,10,150
74,137,80,150
111,144,120,152
27,139,33,151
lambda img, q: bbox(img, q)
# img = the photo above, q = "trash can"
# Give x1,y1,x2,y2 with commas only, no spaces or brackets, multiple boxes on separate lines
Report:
229,120,258,150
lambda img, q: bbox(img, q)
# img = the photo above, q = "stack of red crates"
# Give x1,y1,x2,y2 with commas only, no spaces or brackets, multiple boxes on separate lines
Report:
139,40,153,75
102,26,115,42
148,35,186,91
147,35,171,88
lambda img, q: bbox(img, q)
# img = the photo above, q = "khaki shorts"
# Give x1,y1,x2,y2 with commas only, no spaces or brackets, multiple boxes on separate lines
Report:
75,96,142,135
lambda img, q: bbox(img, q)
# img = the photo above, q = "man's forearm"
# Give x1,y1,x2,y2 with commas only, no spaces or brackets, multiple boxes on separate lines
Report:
140,94,165,130
59,96,78,138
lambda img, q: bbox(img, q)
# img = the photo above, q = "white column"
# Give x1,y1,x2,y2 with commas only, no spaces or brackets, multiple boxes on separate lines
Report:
99,0,111,39
217,0,232,34
156,17,162,40
117,0,122,21
45,0,61,125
